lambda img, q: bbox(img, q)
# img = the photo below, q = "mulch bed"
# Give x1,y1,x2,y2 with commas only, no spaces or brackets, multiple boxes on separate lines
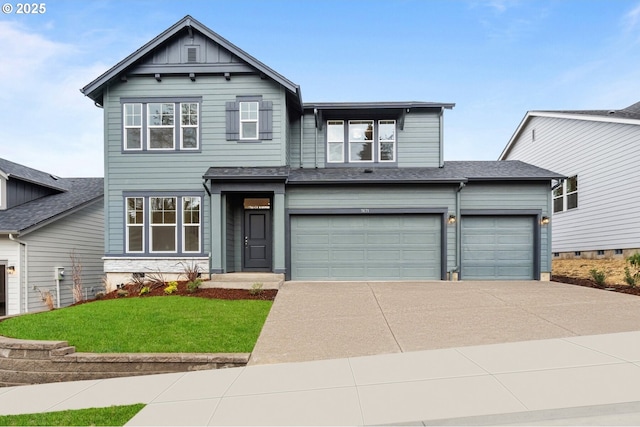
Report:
552,275,640,296
78,281,277,305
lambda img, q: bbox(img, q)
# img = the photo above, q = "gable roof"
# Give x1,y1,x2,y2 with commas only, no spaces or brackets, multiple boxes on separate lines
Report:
500,101,640,160
81,15,301,108
0,158,104,235
0,157,67,192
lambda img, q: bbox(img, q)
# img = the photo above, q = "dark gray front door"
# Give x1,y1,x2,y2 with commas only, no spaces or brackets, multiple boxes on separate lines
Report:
244,210,272,270
0,265,6,316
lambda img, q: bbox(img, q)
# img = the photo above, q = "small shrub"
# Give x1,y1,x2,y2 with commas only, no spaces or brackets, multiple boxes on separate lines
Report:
589,268,607,287
139,286,150,296
249,282,264,296
95,292,106,300
178,261,201,283
116,289,129,298
164,281,178,295
187,279,202,293
38,289,55,310
146,269,167,291
624,267,637,287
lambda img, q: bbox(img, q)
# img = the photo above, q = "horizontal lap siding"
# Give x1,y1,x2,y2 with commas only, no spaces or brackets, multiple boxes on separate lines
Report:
397,111,441,167
104,75,287,254
505,117,640,252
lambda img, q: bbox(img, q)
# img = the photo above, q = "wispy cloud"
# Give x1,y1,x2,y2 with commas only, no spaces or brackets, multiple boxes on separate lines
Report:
622,2,640,35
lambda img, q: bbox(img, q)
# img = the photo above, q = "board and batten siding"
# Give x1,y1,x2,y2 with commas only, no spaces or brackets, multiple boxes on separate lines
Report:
504,116,640,253
460,182,552,273
21,200,104,312
286,185,458,272
103,74,288,255
0,240,20,315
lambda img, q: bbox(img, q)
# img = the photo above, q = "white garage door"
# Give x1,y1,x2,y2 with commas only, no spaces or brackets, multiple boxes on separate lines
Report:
462,216,535,280
291,215,441,280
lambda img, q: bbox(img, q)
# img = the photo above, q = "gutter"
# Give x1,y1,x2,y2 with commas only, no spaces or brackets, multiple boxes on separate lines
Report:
8,234,28,313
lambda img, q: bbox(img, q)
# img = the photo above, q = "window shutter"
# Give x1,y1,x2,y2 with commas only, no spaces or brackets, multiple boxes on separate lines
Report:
225,101,240,140
259,100,273,140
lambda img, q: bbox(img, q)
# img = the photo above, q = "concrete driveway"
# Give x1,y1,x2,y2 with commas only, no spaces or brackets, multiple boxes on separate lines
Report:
250,280,640,365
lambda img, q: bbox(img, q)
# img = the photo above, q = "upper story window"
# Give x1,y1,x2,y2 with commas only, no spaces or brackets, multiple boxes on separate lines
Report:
225,96,273,142
121,97,201,152
553,175,578,213
239,101,259,140
327,119,396,164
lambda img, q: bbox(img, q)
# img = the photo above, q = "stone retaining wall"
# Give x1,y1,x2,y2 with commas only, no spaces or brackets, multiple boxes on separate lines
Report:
0,336,249,387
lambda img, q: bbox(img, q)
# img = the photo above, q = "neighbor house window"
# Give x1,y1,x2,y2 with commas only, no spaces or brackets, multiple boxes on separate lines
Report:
378,120,396,162
126,197,144,252
148,103,175,149
327,120,344,163
239,101,259,140
122,98,201,152
553,175,578,213
150,197,177,252
180,103,199,149
124,104,142,150
183,197,201,252
349,120,374,162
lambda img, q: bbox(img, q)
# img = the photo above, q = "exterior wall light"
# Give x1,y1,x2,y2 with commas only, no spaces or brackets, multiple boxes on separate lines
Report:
7,266,16,275
541,216,550,225
448,214,457,224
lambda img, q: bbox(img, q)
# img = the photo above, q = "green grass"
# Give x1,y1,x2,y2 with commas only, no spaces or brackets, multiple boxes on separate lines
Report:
0,297,272,353
0,404,145,426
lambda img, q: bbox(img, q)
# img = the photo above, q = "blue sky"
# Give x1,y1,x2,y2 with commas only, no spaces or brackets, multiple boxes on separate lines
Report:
1,0,640,177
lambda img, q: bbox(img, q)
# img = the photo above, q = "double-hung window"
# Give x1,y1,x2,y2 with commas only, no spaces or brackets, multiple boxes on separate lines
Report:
327,120,345,163
553,175,578,213
148,103,175,149
124,195,202,254
122,98,201,151
349,120,374,162
239,101,259,140
126,197,144,252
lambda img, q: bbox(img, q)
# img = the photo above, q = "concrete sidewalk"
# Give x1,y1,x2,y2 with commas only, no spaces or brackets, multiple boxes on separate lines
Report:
250,280,640,365
2,331,640,425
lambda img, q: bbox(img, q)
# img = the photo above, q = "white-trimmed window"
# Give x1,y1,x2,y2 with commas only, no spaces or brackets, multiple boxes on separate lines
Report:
124,104,142,150
349,120,374,162
148,103,175,149
150,197,177,252
239,101,259,140
126,197,144,252
180,103,199,149
378,120,396,162
183,197,201,252
553,175,578,213
327,120,345,163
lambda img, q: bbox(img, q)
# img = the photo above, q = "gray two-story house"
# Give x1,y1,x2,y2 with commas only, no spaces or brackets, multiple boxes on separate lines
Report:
82,15,561,287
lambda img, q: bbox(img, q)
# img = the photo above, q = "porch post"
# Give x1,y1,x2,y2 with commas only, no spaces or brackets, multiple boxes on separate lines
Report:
273,192,286,274
210,192,224,274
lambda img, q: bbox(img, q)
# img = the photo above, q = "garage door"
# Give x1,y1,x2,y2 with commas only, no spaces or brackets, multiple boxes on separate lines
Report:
462,216,535,280
291,215,441,280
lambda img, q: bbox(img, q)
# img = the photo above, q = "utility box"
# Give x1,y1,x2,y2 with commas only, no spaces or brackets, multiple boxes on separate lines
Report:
55,267,65,280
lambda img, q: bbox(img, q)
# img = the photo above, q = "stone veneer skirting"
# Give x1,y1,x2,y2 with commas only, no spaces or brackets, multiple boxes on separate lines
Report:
0,335,249,387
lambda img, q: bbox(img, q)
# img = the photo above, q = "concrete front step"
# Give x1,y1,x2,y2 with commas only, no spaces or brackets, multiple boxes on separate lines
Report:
202,273,284,290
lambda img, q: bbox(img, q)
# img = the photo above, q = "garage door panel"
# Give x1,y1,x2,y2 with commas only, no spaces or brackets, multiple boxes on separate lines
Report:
291,214,441,280
462,216,534,280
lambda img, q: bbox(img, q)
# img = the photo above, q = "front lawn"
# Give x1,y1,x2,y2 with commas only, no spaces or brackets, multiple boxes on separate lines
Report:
0,404,145,426
0,297,272,353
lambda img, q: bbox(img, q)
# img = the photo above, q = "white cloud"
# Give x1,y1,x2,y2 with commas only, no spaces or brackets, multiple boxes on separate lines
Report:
0,21,105,177
623,2,640,33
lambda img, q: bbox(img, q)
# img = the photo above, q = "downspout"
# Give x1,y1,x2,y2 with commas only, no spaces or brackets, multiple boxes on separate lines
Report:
452,182,466,280
439,107,445,168
8,233,28,313
314,108,319,168
300,112,304,168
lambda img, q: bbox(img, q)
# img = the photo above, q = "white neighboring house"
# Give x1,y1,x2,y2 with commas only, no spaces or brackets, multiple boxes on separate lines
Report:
0,158,104,316
499,101,640,259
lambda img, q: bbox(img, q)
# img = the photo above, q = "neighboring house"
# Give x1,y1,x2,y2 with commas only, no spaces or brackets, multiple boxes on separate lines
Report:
499,102,640,259
81,15,561,286
0,158,104,316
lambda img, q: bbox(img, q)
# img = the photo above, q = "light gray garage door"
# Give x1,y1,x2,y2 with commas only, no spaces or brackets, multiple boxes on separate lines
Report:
462,216,535,280
291,215,441,280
